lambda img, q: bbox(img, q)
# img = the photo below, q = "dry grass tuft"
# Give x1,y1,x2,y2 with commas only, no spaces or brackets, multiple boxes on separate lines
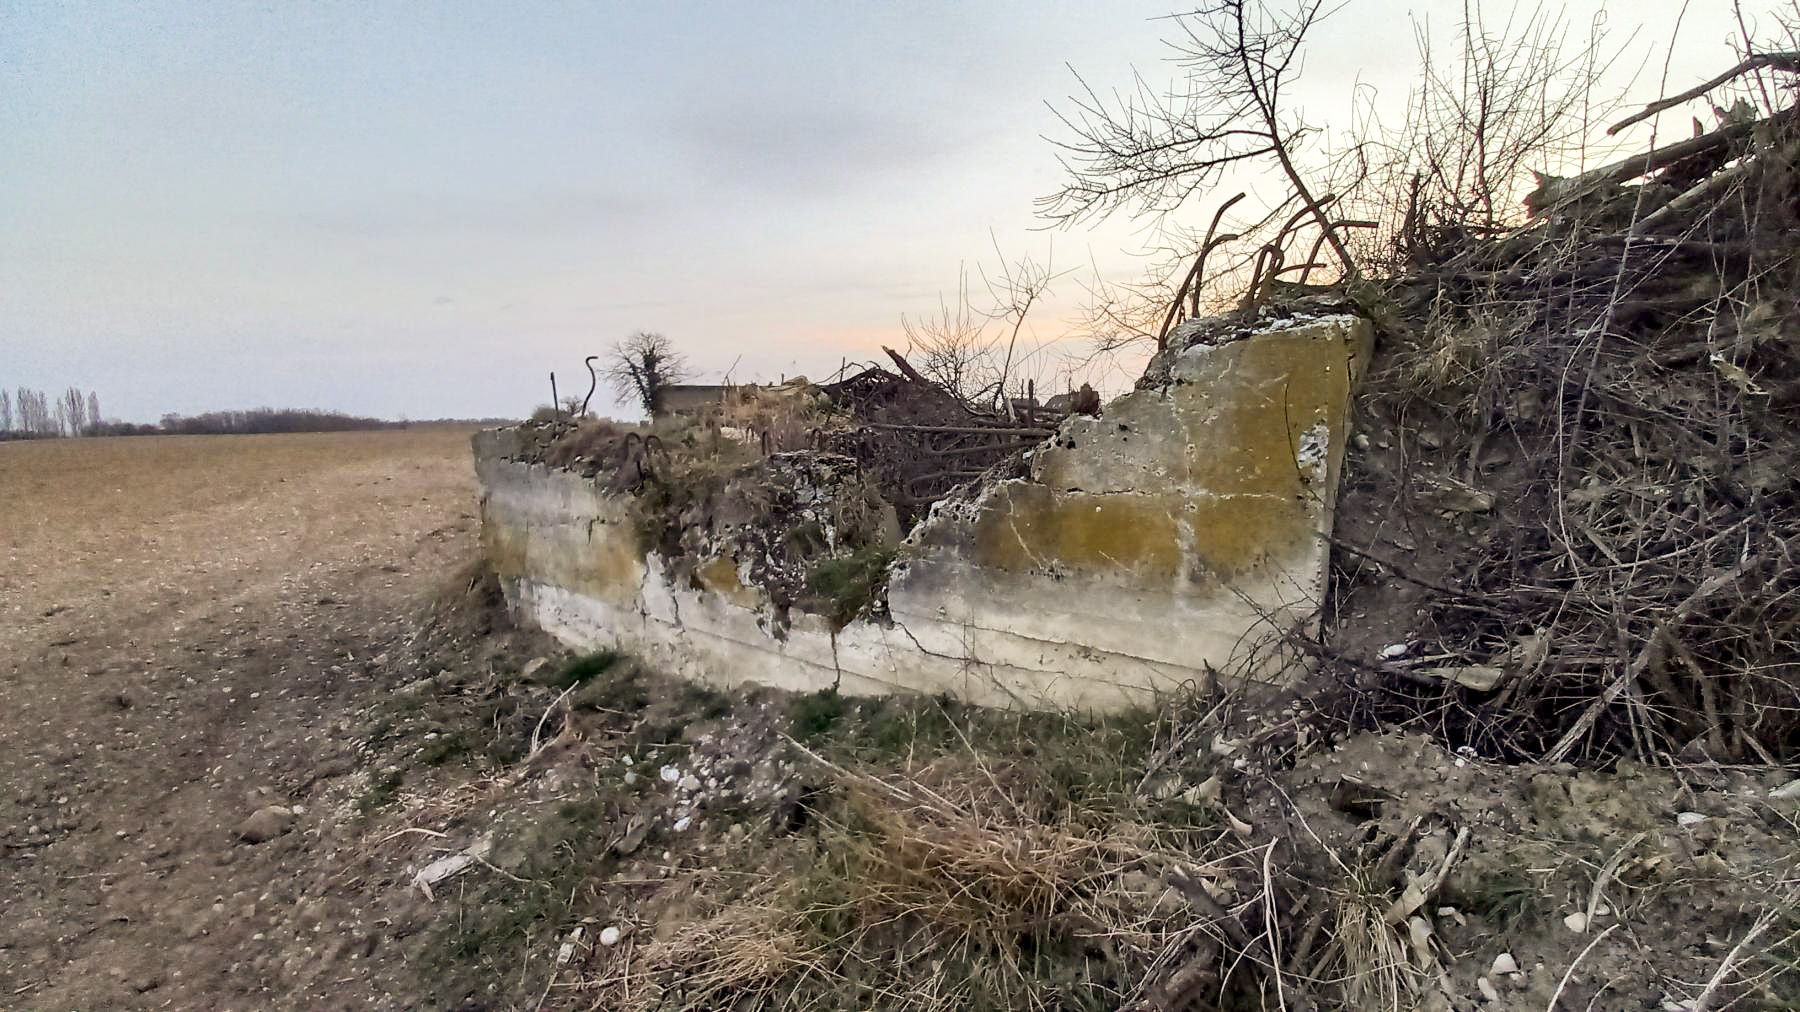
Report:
1331,882,1413,1012
832,769,1110,948
581,904,836,1012
716,380,837,454
542,417,638,470
571,721,1293,1012
776,751,1273,1012
1401,291,1526,403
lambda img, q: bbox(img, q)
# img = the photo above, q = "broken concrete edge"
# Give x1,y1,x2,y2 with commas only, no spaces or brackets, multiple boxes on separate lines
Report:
475,425,900,629
474,312,1373,712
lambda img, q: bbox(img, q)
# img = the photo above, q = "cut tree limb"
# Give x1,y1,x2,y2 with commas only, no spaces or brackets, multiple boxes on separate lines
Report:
1609,53,1800,134
1638,161,1755,231
880,346,931,386
1528,116,1768,217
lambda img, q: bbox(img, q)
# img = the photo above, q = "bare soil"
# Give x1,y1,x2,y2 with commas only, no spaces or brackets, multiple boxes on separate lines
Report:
0,428,550,1010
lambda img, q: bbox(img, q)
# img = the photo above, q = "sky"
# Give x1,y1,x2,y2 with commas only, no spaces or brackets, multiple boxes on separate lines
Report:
0,0,1747,422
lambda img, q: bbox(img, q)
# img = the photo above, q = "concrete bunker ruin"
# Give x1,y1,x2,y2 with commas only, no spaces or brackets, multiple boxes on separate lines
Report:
473,312,1372,710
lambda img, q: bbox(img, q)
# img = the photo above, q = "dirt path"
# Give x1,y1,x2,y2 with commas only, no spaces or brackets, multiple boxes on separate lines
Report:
0,428,491,1010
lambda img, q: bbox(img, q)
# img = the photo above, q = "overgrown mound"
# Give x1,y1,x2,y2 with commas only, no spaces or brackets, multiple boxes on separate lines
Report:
639,448,900,630
1327,94,1800,763
506,409,902,631
813,365,1039,525
504,356,1083,628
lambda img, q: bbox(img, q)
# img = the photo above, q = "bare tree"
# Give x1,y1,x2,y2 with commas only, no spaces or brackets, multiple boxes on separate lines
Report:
1041,0,1357,281
17,388,51,435
1053,0,1633,373
1073,265,1169,356
604,331,689,418
59,387,86,436
901,266,990,403
1352,1,1627,269
901,239,1065,414
87,391,101,431
984,246,1061,415
0,390,11,433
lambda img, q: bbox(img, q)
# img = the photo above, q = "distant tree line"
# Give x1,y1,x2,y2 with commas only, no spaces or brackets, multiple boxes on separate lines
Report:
146,408,401,436
0,386,408,440
0,387,103,439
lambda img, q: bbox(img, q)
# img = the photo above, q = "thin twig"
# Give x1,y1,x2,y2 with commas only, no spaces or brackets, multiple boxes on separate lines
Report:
530,684,578,757
1547,554,1763,762
1545,923,1619,1011
1259,840,1288,1011
1691,900,1781,1012
1584,832,1646,931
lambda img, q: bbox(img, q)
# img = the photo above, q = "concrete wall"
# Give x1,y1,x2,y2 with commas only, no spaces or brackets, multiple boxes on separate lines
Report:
476,314,1370,711
654,384,730,418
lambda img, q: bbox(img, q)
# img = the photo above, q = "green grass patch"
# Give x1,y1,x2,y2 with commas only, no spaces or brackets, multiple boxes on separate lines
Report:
357,769,404,816
362,693,428,748
804,547,897,628
789,687,847,742
1457,856,1539,928
681,681,733,720
810,694,1162,822
852,695,959,759
417,731,472,767
545,649,627,690
428,797,618,997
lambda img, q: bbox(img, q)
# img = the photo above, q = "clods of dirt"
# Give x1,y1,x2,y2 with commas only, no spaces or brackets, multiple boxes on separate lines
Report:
236,805,297,844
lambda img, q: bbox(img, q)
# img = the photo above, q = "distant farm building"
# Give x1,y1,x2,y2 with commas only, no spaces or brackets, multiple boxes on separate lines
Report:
654,385,733,419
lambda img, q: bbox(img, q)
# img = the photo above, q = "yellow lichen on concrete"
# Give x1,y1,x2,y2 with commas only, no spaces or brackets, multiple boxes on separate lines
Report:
694,553,764,609
479,509,645,610
1166,326,1352,498
479,507,530,583
987,323,1353,586
549,519,646,607
1180,492,1310,581
970,486,1308,585
972,485,1182,579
